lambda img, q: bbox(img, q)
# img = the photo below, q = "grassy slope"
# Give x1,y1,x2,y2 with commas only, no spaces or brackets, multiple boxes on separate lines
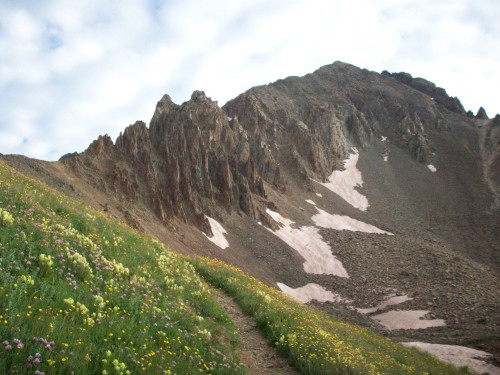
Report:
0,161,243,374
0,160,469,374
191,258,469,375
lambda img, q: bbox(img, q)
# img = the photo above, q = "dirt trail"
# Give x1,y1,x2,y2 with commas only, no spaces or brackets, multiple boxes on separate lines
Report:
212,288,299,375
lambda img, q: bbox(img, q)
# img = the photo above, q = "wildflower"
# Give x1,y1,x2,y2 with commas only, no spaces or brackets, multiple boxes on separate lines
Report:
39,254,54,268
93,295,105,310
67,251,93,279
75,302,89,315
0,208,14,226
12,338,24,349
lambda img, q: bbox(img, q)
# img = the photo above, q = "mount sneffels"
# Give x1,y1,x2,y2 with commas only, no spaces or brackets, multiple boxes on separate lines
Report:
3,61,499,358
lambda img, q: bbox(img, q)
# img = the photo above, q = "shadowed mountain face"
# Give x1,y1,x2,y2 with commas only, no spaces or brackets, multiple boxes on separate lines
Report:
3,61,499,357
223,62,499,264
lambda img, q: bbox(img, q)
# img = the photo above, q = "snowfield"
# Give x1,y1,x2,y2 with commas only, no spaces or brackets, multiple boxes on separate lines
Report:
277,282,350,304
427,164,437,172
316,149,369,211
204,216,229,249
306,200,392,235
266,209,349,277
371,310,445,330
403,342,500,375
356,294,412,314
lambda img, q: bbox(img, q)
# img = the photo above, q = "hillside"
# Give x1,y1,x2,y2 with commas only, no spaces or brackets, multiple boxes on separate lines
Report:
1,61,499,373
1,159,480,374
0,160,248,374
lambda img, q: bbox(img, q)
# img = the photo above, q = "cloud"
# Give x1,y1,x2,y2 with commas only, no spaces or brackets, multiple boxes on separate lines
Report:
0,0,499,160
376,0,500,114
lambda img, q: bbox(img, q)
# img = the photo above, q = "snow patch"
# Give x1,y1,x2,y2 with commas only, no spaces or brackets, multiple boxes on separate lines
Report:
383,155,388,162
204,216,229,249
381,136,388,142
357,295,412,314
277,282,349,304
315,193,322,198
403,342,500,375
371,310,445,330
316,149,369,211
297,121,308,130
306,200,392,235
427,164,437,172
266,209,349,277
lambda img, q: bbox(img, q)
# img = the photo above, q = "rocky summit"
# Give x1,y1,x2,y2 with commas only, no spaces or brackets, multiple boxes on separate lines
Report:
3,61,499,364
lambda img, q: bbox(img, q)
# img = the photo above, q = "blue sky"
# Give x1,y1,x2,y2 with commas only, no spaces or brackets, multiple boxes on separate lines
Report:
1,0,499,161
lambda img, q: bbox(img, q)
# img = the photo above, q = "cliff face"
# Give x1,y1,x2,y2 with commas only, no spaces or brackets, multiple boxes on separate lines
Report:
223,62,451,189
5,61,500,359
63,91,268,233
482,115,500,207
62,61,499,232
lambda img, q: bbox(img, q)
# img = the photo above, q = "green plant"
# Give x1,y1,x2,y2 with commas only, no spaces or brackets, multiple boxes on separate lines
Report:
0,161,244,374
190,257,469,375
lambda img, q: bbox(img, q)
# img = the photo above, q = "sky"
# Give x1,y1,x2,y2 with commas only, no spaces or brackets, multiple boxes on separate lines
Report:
1,0,499,161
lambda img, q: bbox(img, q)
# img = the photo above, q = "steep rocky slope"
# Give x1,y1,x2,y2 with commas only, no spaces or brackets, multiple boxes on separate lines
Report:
2,61,499,361
224,62,499,265
59,91,268,235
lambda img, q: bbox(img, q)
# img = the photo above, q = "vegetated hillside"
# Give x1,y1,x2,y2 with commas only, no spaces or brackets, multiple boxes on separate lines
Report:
1,61,499,364
0,160,245,374
0,160,473,374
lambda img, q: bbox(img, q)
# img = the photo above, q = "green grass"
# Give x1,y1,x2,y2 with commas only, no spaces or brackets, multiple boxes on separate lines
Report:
0,159,473,374
0,161,244,374
189,257,471,375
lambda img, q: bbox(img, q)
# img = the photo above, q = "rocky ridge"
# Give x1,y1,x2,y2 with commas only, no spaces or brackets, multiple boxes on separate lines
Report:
62,91,270,234
62,62,500,232
3,61,499,361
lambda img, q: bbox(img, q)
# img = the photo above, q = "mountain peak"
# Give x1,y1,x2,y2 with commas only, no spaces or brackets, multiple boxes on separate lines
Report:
85,134,114,155
190,90,209,101
382,70,465,114
476,106,489,119
5,61,499,363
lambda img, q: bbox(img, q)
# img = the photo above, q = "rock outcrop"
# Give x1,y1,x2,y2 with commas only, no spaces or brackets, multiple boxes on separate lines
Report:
6,61,500,360
483,114,500,207
381,70,466,115
62,92,268,231
225,62,441,180
62,61,494,232
476,107,489,120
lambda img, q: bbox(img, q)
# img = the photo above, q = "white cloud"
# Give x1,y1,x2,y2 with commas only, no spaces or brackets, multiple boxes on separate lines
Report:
0,0,499,160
